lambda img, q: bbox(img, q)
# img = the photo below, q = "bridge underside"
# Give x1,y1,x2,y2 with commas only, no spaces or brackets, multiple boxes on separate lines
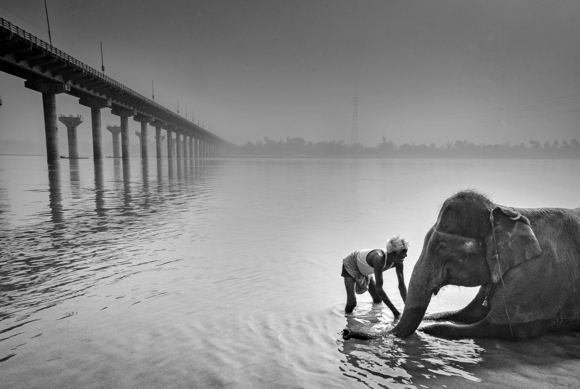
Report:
0,17,226,152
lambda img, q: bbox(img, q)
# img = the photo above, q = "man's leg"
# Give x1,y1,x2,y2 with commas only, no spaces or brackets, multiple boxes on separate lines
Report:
344,276,357,314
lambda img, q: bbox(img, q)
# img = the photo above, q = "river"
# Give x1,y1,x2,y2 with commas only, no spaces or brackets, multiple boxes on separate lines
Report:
1,155,579,388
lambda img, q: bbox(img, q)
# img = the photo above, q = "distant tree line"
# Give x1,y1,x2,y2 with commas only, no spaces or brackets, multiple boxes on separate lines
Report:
230,137,580,159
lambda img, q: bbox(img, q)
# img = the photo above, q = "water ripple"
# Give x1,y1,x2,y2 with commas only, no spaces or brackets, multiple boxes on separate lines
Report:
338,303,483,388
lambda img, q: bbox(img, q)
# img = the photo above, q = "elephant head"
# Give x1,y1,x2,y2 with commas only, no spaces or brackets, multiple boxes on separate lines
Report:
390,190,542,338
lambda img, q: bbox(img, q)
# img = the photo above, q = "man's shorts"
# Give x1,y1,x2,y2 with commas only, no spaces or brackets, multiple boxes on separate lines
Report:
341,252,371,294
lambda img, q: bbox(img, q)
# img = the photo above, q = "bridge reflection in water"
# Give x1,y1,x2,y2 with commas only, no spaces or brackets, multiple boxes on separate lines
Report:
43,157,215,236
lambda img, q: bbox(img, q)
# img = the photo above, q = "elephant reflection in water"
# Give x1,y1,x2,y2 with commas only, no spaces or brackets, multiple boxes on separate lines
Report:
346,190,580,340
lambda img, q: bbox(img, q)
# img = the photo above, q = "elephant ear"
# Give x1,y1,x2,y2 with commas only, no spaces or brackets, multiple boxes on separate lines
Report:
488,206,542,283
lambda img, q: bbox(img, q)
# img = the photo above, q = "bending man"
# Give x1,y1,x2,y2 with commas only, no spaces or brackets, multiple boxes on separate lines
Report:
341,236,408,316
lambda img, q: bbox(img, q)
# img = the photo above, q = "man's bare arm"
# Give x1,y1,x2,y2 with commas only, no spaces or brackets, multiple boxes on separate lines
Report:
395,263,407,303
372,252,399,316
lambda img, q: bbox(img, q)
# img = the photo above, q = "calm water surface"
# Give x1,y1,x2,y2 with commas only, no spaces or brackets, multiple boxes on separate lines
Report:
1,155,579,388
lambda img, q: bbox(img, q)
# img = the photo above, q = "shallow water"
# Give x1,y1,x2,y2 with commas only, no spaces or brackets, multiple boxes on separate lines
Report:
1,155,579,388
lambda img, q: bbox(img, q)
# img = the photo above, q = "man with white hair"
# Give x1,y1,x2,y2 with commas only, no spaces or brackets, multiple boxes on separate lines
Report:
341,236,408,316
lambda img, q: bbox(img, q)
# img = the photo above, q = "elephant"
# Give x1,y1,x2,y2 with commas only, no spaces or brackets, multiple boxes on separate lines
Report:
344,190,580,341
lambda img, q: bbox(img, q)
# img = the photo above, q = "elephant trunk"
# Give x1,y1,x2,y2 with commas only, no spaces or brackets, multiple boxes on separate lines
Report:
390,259,437,338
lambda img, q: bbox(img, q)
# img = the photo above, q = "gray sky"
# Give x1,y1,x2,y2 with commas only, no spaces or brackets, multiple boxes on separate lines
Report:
1,0,580,146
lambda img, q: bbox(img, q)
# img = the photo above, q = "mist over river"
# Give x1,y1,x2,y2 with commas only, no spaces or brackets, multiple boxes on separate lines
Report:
1,155,579,388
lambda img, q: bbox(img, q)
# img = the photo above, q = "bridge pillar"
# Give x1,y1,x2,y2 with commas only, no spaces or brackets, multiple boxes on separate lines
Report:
189,136,194,159
134,114,152,160
175,131,182,159
183,134,189,159
151,121,166,159
111,107,136,160
58,115,83,159
24,80,70,161
135,131,143,155
156,128,162,158
80,97,112,162
106,125,122,158
165,125,175,159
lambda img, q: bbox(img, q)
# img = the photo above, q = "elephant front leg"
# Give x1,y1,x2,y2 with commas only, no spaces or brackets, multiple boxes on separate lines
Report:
423,287,490,324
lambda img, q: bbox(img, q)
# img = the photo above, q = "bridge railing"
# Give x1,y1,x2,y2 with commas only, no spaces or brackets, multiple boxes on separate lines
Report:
0,18,133,96
0,17,212,137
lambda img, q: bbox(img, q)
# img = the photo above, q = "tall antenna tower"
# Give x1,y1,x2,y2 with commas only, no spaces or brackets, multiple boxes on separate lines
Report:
350,93,359,145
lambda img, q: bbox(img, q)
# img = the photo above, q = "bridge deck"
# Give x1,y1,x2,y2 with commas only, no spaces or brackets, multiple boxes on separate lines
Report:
0,17,223,143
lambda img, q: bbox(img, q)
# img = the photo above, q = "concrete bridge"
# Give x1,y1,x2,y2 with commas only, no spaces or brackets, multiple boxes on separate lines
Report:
0,17,227,162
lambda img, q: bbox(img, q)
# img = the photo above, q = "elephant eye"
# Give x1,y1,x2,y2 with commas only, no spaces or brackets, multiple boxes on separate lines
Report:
436,242,447,252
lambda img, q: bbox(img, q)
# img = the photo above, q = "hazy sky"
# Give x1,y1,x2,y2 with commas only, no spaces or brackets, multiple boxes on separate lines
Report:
1,0,580,147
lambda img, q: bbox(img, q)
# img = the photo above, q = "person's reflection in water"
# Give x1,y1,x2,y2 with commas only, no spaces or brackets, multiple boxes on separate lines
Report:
338,310,484,388
339,332,414,387
47,160,64,229
68,158,81,199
